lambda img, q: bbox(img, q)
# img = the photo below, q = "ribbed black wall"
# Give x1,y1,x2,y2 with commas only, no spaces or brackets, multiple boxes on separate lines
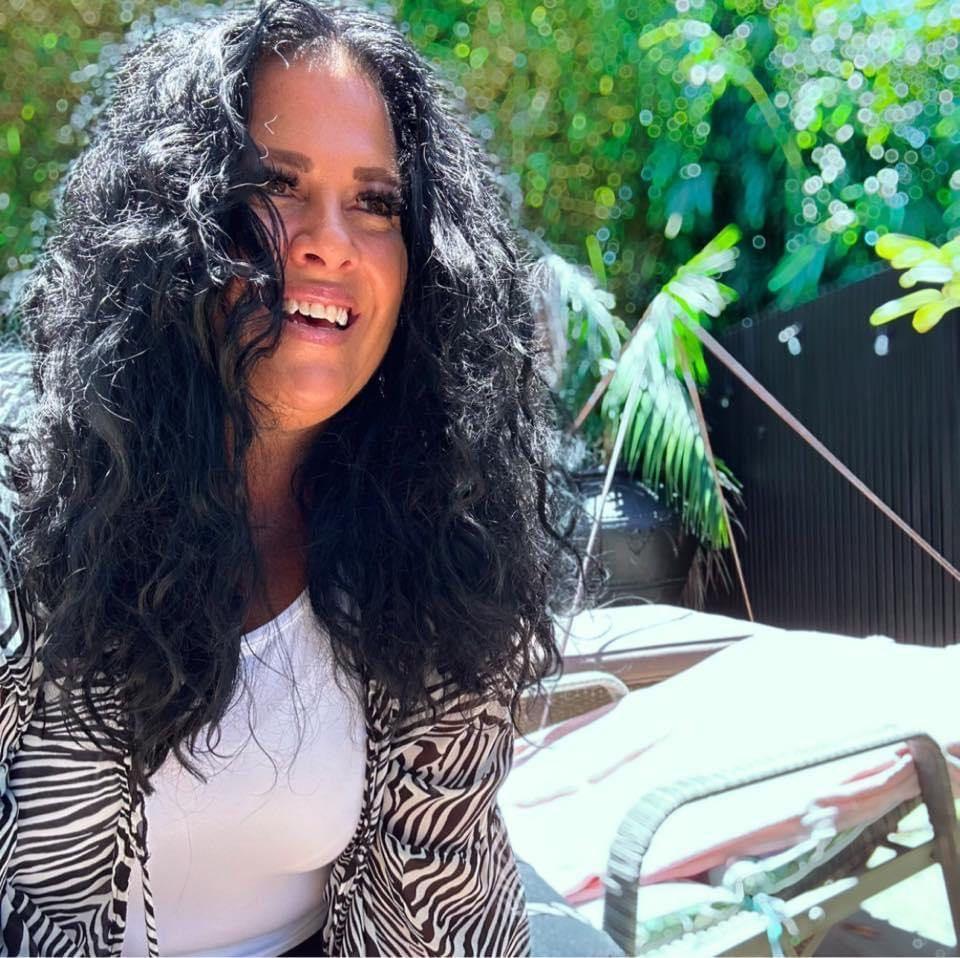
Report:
706,267,960,647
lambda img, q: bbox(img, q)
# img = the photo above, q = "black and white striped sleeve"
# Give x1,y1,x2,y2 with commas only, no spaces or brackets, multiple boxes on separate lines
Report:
366,686,530,957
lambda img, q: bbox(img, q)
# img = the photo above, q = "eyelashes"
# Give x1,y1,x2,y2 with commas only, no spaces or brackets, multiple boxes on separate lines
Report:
260,162,299,195
258,162,403,218
358,189,404,218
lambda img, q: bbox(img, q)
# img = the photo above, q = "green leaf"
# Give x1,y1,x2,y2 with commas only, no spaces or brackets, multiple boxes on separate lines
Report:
869,288,943,326
899,263,955,288
585,234,607,287
768,241,829,307
875,233,941,265
767,242,818,292
643,402,667,480
912,297,960,333
941,237,960,261
684,223,742,273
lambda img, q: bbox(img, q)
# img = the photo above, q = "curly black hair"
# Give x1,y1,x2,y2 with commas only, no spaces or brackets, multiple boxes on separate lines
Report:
10,0,584,790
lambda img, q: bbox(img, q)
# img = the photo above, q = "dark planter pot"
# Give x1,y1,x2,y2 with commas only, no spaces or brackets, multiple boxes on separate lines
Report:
573,471,697,607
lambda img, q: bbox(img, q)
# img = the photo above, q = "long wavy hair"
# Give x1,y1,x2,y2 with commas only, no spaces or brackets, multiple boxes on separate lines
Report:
10,0,583,789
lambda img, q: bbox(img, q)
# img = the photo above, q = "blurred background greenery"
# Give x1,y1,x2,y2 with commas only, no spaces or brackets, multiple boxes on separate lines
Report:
3,0,958,319
1,0,958,550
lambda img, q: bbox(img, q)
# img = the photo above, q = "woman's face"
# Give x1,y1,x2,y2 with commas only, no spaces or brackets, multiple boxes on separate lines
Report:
243,52,408,433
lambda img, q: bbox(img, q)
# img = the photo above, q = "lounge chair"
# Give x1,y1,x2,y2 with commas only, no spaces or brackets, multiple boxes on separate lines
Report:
510,614,960,956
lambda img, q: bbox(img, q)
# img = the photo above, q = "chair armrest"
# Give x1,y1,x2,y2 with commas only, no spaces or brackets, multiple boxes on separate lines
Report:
564,639,742,689
602,727,959,955
518,670,629,735
556,604,760,690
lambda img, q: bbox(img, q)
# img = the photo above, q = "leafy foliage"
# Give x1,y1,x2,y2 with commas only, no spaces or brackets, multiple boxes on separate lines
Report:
601,225,742,548
534,226,742,548
396,0,960,324
0,0,174,321
529,251,625,448
5,0,958,331
869,233,960,332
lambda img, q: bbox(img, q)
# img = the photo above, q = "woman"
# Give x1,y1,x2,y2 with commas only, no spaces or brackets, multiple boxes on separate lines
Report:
0,1,580,955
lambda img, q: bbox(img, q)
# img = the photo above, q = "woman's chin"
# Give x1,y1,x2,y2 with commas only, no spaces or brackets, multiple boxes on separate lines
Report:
251,375,365,432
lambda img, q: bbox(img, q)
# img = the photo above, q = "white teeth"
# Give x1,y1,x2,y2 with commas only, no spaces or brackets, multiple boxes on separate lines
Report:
281,299,350,327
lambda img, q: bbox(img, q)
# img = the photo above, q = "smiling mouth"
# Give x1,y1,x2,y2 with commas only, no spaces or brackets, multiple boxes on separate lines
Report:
282,298,357,330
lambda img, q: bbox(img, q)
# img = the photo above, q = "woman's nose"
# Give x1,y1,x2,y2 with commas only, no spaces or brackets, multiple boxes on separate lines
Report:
287,207,356,271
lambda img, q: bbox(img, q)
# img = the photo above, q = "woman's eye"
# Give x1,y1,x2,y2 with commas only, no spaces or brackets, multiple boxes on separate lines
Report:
260,165,298,197
357,190,403,218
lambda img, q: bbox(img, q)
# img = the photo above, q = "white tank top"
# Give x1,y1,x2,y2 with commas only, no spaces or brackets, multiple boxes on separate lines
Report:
122,590,367,957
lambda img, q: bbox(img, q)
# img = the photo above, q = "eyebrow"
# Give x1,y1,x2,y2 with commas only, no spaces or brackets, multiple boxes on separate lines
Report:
260,146,401,188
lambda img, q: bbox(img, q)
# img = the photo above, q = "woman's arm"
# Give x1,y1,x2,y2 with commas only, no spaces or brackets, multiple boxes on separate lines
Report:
0,513,48,953
365,683,530,957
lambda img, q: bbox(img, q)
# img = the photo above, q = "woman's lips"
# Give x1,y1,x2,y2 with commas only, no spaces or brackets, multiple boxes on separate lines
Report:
283,284,357,312
278,284,362,344
282,298,357,328
283,308,360,345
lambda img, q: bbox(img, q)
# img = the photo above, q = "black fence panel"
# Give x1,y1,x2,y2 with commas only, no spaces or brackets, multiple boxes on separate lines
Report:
706,267,960,647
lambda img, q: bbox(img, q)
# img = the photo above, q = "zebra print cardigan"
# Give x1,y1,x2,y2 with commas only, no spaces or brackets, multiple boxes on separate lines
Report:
0,556,530,956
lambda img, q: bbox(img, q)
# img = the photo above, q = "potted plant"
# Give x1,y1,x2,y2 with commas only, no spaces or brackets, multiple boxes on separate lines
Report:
530,225,745,608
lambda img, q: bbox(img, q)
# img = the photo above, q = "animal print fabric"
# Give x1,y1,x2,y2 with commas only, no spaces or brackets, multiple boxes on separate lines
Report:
0,514,529,957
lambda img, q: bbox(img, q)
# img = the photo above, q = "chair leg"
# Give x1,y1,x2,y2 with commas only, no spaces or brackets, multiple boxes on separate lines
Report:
908,735,960,949
779,935,800,957
795,926,832,958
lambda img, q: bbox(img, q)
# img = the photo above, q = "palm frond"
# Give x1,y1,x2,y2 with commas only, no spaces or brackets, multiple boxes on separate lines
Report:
530,228,743,551
601,227,743,548
529,253,625,369
529,252,630,448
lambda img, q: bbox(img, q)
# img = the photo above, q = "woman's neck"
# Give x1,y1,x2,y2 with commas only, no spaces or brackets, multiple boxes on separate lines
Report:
242,429,315,632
